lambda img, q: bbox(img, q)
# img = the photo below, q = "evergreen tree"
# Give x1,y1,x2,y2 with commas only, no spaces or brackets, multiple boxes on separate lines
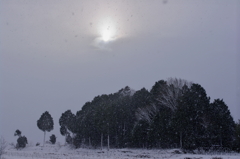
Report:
233,120,240,152
149,107,175,148
59,110,76,143
208,99,235,148
131,88,151,110
131,120,150,148
150,80,167,106
37,111,54,146
175,83,210,150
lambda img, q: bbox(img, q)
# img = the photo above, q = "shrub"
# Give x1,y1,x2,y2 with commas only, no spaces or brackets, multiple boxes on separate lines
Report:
0,136,7,157
17,136,28,148
49,134,56,144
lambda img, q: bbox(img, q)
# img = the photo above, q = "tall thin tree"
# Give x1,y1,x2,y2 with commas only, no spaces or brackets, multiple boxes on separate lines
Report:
37,111,54,146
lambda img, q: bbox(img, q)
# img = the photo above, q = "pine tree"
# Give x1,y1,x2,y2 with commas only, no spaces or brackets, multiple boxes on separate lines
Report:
175,83,210,150
59,110,76,144
37,111,54,146
149,107,174,148
132,120,150,148
208,99,235,148
233,120,240,152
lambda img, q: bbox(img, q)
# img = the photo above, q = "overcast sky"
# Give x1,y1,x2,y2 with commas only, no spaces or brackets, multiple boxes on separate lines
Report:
1,0,240,144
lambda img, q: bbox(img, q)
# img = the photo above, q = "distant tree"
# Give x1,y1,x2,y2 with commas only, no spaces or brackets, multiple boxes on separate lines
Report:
132,81,167,144
14,130,28,149
131,88,151,110
149,107,174,148
150,80,167,105
135,104,158,125
59,110,76,143
49,134,56,144
0,136,7,157
208,99,235,148
233,120,240,152
132,120,150,148
175,83,210,150
133,78,191,148
17,136,28,149
37,111,54,146
132,88,153,124
14,129,21,137
155,78,192,112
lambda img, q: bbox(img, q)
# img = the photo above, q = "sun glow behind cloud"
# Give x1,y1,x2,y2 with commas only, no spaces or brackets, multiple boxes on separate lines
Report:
101,29,113,42
92,17,120,50
98,17,118,42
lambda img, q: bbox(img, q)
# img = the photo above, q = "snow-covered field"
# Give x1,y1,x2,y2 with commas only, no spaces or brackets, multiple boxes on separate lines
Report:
1,144,240,159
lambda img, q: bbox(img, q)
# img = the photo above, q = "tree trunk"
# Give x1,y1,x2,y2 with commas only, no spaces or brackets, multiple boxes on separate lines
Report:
43,131,46,146
220,133,222,147
89,137,91,148
107,134,110,151
219,127,222,147
101,133,103,150
180,131,182,148
115,132,118,148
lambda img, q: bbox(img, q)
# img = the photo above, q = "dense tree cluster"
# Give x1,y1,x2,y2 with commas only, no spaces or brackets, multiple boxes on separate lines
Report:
58,78,237,151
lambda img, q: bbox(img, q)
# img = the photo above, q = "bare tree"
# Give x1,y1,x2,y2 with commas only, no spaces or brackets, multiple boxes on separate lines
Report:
0,136,7,158
156,77,192,112
135,78,192,126
135,104,158,125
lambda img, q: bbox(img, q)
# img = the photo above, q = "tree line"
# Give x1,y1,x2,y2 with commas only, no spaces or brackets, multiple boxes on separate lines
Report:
58,78,239,151
11,78,240,152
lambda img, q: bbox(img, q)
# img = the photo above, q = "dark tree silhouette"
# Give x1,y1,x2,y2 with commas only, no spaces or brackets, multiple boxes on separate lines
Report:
37,111,54,146
59,110,76,143
49,134,56,144
61,78,236,150
14,129,21,137
17,136,28,149
14,130,27,149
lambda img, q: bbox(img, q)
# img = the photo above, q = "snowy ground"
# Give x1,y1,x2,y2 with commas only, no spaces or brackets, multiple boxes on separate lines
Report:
1,144,240,159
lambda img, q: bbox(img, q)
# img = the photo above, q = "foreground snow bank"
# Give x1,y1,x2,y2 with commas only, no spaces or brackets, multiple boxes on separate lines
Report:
2,144,240,159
